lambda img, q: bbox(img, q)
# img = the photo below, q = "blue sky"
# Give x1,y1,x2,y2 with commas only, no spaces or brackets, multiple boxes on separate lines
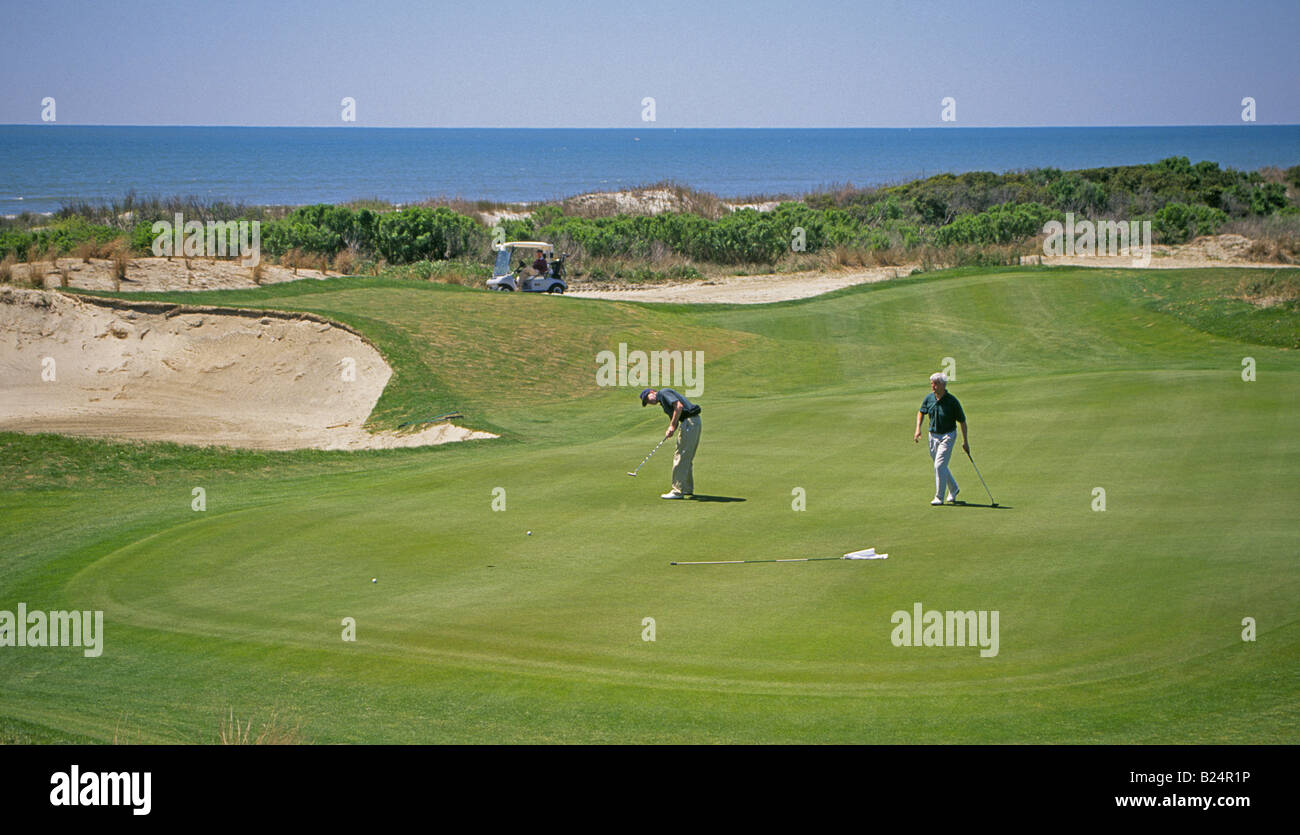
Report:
2,0,1297,127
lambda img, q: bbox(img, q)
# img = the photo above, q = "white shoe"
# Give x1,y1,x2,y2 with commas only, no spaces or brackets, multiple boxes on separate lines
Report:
930,498,944,506
661,491,685,500
948,489,961,504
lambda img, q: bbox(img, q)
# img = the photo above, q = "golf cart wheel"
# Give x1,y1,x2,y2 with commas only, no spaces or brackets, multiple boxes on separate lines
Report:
547,284,564,294
495,285,514,292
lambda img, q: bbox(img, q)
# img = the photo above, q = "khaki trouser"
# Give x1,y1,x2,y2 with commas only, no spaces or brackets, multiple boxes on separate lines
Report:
672,415,701,494
929,430,959,501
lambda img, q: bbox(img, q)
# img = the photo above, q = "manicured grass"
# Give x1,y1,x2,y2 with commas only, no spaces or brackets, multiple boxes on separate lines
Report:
6,266,1298,743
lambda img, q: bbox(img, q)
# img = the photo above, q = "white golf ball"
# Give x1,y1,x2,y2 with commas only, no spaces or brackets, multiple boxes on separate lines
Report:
371,578,377,583
526,530,532,536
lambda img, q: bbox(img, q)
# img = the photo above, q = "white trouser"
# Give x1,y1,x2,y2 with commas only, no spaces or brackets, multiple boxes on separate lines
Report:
929,431,959,501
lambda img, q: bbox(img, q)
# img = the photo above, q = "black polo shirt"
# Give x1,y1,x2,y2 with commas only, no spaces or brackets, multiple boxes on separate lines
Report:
920,391,965,434
656,389,701,419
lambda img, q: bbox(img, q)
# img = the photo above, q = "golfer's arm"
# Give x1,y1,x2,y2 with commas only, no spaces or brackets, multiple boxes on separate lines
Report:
959,420,968,445
915,411,924,435
670,402,683,430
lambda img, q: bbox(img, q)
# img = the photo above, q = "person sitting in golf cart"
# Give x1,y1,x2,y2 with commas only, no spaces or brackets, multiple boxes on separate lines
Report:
531,250,549,277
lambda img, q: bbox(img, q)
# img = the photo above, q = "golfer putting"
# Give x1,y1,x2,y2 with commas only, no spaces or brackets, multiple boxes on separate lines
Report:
640,387,701,499
913,372,968,505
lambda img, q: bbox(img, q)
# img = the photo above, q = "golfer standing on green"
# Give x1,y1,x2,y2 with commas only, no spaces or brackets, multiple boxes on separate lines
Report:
913,372,968,505
641,387,701,499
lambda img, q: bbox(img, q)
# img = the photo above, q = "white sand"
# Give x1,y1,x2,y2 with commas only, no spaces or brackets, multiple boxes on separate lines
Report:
1027,233,1291,270
568,267,904,304
477,188,780,226
0,288,495,451
16,256,330,293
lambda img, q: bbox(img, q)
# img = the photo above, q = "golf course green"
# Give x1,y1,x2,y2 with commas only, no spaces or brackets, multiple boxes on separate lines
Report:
2,265,1297,743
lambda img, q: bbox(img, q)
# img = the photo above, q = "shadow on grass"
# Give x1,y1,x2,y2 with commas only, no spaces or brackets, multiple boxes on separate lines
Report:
688,495,746,503
941,501,1012,509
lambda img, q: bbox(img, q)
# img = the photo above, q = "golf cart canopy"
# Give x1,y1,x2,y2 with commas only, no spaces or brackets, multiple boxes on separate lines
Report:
494,241,553,253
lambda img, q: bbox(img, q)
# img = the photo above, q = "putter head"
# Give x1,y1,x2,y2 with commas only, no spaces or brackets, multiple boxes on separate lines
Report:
626,471,637,477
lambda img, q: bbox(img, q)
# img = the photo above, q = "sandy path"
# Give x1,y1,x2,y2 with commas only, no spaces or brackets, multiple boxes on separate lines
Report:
0,288,495,451
567,267,907,304
568,235,1289,305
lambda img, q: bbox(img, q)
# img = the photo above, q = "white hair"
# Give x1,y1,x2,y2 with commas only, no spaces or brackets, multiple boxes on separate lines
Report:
930,372,948,384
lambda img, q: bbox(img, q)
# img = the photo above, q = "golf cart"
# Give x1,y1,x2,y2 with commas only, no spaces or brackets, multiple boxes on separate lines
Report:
485,241,568,293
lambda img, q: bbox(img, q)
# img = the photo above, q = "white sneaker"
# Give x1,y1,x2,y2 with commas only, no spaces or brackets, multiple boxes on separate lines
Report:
930,498,944,506
661,491,685,500
948,489,961,504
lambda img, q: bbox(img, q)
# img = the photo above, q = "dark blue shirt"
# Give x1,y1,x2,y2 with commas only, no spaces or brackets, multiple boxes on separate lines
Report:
656,389,701,419
920,392,965,434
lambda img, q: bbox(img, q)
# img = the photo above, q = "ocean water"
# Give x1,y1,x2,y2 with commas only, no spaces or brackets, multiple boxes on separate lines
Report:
1,125,1297,215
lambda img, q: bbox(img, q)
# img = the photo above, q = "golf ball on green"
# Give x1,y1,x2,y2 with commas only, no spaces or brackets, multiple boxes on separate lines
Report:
526,531,532,536
371,578,377,583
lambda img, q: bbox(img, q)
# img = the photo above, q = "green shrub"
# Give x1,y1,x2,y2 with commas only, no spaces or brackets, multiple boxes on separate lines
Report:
0,219,122,259
1047,174,1109,215
496,217,536,242
912,194,950,225
1236,182,1290,216
934,203,1059,246
0,230,32,260
131,221,158,253
809,157,1295,224
372,207,486,263
262,219,347,258
532,204,922,264
1153,203,1228,244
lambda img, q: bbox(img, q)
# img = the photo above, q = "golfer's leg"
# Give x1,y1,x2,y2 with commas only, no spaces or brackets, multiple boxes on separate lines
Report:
928,434,944,501
671,428,686,494
945,432,960,498
936,432,958,499
683,417,699,493
672,417,700,494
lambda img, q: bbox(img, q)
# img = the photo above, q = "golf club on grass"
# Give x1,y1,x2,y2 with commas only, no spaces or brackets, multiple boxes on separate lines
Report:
627,435,669,477
672,548,888,566
965,449,999,507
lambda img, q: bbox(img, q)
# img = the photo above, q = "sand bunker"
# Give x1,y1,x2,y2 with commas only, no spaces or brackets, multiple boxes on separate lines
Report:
17,256,329,293
0,288,495,451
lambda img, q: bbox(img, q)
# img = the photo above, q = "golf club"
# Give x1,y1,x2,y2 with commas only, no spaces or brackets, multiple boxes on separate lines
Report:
965,449,999,507
626,435,669,477
672,548,888,566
